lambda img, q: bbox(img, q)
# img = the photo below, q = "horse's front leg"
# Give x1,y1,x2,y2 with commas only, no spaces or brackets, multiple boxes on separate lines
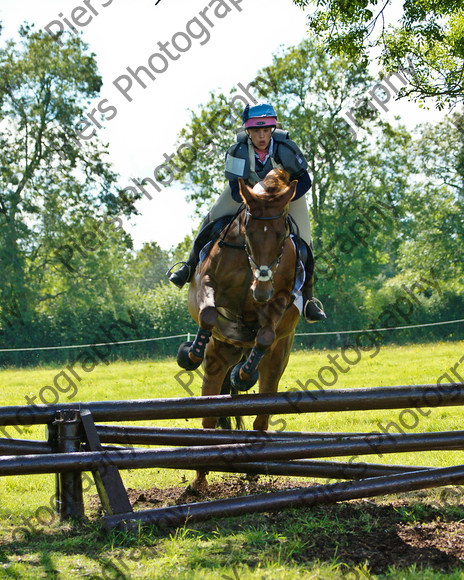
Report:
192,337,243,492
178,275,218,370
230,295,287,391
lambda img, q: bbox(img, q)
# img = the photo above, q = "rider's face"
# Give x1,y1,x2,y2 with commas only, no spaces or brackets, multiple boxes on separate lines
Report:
248,127,273,150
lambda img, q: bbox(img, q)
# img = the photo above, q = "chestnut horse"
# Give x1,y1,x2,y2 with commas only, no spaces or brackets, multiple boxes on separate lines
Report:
177,169,302,490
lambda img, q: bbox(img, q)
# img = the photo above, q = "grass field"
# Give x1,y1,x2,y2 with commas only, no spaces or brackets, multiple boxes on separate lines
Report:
0,340,463,578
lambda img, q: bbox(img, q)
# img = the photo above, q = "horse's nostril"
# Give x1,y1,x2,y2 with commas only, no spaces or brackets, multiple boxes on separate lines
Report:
253,286,274,303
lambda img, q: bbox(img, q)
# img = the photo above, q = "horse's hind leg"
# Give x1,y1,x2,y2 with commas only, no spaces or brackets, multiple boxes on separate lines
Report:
253,334,294,431
192,338,243,492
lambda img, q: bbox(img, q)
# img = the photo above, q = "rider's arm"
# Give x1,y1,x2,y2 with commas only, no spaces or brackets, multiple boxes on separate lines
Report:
293,170,311,200
274,138,311,200
229,170,311,203
229,180,241,202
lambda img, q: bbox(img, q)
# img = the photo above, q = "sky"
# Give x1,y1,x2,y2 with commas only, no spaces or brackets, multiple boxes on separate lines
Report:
0,0,445,250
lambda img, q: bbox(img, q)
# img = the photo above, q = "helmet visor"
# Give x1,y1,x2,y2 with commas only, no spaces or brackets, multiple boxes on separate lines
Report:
244,116,277,129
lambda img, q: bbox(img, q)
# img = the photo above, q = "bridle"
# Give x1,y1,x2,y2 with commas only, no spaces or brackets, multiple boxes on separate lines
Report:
244,209,289,283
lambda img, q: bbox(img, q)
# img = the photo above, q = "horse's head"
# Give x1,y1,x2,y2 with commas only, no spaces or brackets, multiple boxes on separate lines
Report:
239,168,297,304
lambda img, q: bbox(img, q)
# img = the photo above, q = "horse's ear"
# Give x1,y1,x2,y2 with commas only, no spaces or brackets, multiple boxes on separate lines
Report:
280,180,298,206
238,178,254,205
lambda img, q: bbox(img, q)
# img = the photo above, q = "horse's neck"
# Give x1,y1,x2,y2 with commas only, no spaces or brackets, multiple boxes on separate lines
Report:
223,212,245,246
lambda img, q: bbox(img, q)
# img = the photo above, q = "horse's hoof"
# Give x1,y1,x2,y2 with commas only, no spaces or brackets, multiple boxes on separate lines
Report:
181,484,203,497
230,363,258,391
177,342,202,370
188,479,208,495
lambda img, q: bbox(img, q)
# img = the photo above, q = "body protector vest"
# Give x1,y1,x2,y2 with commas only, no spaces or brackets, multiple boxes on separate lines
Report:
224,128,309,186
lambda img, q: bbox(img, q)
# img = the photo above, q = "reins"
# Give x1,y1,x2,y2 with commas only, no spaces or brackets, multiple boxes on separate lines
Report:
216,199,290,284
245,211,290,283
218,204,246,249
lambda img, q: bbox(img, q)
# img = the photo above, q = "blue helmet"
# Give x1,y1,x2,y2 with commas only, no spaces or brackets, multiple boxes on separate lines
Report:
242,103,277,128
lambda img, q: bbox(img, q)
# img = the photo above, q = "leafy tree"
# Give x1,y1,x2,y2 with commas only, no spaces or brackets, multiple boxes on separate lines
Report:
171,38,378,226
149,284,191,337
127,242,170,293
292,0,464,107
397,114,464,281
169,38,416,331
170,234,194,264
167,92,241,214
0,26,133,333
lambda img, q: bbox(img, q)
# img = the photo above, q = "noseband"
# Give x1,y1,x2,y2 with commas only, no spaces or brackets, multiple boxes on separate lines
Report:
244,209,289,283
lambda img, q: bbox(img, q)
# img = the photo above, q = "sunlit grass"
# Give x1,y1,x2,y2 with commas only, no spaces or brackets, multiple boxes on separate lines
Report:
0,341,463,578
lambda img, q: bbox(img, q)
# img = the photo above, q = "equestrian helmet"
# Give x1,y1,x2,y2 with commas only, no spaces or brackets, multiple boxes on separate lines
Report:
242,103,277,129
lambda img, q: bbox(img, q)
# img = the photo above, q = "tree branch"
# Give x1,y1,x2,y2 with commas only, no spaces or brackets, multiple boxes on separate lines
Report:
37,290,67,303
0,194,8,218
12,80,51,204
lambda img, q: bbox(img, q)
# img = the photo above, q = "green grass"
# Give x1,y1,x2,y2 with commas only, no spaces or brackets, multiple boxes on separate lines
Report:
0,341,463,578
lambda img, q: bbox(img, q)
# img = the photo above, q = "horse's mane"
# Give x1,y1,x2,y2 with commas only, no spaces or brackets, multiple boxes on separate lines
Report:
263,168,290,193
253,168,291,204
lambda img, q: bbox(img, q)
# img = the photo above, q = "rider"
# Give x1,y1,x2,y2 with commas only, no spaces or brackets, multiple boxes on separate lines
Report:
168,102,326,323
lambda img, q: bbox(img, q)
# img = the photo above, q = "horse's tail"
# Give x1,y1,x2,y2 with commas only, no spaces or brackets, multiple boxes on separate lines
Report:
217,362,245,431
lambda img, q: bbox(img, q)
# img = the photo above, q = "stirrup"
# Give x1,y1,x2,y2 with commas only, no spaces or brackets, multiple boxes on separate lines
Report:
166,262,192,288
303,297,327,324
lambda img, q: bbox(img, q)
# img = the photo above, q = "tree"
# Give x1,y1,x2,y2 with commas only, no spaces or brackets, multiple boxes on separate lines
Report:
166,91,241,215
171,38,379,224
397,114,464,281
127,242,170,293
0,26,133,333
169,38,415,331
292,0,464,107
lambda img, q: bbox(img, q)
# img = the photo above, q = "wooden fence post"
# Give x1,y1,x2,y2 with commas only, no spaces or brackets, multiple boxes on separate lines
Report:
55,410,84,520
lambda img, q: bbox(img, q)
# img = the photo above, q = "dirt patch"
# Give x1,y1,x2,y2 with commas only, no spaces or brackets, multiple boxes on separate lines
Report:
88,475,312,515
303,503,464,575
88,476,464,574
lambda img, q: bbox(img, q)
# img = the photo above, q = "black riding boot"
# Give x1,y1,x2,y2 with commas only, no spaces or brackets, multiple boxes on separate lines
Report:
167,217,215,288
295,238,326,323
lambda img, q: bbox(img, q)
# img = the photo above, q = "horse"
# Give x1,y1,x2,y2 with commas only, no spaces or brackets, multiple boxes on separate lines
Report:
177,168,303,490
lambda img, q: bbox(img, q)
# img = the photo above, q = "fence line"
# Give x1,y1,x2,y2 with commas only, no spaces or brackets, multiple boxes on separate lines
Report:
296,317,464,337
0,318,463,353
0,333,188,353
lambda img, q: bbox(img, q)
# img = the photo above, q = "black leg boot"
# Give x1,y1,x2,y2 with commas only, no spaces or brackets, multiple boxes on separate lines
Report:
167,218,215,288
295,238,326,323
166,252,196,289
